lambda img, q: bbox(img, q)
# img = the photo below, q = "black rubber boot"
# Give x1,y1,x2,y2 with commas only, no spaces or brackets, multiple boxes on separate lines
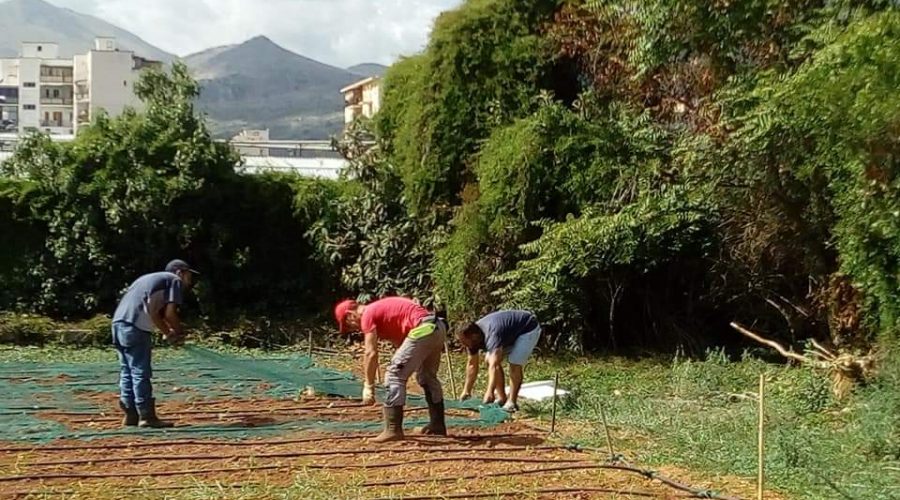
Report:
421,401,447,435
119,400,138,427
137,398,174,428
371,406,404,443
420,390,447,435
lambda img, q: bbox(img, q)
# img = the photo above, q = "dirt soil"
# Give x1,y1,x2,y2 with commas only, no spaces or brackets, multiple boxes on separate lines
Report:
0,394,773,499
34,393,484,431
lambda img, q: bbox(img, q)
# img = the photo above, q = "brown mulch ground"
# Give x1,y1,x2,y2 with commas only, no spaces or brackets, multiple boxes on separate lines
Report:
34,393,484,432
0,393,773,500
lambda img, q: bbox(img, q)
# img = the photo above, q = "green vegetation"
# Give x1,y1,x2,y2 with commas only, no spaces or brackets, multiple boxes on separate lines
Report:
2,3,900,496
469,349,900,500
4,1,899,353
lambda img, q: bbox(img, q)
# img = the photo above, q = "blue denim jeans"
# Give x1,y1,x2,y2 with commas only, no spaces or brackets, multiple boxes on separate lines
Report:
112,321,153,408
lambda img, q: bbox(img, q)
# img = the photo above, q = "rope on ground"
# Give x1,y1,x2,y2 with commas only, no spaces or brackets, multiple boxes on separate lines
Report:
7,485,666,499
366,486,679,499
362,462,744,500
21,445,569,467
362,463,603,486
574,448,743,500
0,432,538,453
0,456,587,482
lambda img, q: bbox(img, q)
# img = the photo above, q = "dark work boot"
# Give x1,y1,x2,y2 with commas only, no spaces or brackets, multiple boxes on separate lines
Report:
119,400,138,427
137,398,174,428
421,401,447,436
371,406,404,443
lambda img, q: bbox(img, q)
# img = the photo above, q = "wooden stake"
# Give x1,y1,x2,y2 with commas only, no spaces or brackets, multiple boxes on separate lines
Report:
758,374,765,500
599,400,614,458
550,372,560,434
444,340,458,398
307,331,313,361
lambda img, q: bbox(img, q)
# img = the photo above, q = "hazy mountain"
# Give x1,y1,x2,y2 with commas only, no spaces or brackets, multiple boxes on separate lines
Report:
0,0,175,62
185,36,359,140
347,63,387,77
1,0,367,140
182,44,235,76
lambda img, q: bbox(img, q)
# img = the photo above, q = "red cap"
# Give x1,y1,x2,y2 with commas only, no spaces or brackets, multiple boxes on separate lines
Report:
333,299,356,334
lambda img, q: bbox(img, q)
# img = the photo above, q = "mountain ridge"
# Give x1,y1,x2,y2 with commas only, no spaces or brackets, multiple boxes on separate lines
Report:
0,0,176,62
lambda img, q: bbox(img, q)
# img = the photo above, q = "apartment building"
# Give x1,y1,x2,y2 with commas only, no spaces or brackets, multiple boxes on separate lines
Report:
74,37,161,133
340,76,381,126
0,38,160,136
0,42,74,135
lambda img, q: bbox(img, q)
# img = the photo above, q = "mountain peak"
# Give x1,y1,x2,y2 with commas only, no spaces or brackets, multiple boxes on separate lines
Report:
348,63,388,77
244,35,275,45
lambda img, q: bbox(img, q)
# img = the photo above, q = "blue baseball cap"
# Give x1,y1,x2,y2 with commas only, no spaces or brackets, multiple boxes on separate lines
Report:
165,259,200,275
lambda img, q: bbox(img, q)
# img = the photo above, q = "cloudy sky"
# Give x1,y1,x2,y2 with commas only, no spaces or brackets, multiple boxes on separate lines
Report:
45,0,463,67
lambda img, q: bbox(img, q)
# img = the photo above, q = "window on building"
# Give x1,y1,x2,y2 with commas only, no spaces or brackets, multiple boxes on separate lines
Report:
23,104,36,110
37,46,42,52
23,82,36,88
123,80,128,87
53,89,59,98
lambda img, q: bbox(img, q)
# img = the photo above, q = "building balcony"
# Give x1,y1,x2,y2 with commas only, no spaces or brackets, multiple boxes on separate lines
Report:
343,91,363,106
40,120,73,128
41,98,74,106
40,75,74,84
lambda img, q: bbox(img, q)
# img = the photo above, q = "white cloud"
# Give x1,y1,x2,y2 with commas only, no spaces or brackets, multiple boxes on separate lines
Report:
46,0,462,67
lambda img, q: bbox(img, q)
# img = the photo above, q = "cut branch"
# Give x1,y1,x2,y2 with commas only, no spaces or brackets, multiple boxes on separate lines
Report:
730,322,821,366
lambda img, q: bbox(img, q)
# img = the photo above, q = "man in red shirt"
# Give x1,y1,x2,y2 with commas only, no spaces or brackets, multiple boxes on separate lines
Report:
334,296,447,442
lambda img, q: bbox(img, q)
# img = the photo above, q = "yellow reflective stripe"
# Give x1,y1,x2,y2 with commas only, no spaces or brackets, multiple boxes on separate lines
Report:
408,322,436,340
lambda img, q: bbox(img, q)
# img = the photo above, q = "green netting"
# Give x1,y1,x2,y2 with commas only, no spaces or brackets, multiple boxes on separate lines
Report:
0,345,507,443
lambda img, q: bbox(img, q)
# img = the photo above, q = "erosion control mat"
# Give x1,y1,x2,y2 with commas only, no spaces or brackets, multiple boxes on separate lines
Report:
0,345,505,443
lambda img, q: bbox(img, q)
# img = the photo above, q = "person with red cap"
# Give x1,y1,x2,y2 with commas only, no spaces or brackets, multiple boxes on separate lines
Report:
334,296,447,442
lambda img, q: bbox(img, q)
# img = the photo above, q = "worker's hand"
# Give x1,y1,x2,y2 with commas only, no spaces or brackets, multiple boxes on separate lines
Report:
361,383,376,405
164,331,185,347
459,392,472,401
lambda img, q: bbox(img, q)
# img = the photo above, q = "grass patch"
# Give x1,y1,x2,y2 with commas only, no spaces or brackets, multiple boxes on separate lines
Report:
502,348,900,500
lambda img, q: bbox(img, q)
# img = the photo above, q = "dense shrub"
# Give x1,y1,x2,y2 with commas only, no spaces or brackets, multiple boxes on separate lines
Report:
3,0,900,355
0,64,340,319
376,0,560,216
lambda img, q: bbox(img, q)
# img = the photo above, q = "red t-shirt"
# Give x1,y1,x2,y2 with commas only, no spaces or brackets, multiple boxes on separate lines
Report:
360,297,430,346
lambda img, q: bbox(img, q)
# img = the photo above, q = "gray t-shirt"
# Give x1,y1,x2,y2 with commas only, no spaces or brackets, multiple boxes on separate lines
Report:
473,310,539,354
113,272,184,333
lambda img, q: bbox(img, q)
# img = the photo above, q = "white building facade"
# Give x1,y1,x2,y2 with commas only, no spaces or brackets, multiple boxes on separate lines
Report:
341,76,381,126
0,38,159,136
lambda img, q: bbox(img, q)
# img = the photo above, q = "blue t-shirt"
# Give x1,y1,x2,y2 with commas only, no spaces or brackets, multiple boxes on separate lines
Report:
113,272,183,333
474,310,539,354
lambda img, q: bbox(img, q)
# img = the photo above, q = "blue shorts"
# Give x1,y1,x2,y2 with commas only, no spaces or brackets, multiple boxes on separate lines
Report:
507,326,541,365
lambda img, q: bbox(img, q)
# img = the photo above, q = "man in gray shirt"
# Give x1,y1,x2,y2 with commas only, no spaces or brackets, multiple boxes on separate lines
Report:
457,310,542,412
112,260,197,428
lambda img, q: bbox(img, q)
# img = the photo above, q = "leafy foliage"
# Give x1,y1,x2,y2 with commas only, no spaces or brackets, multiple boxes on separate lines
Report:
308,120,441,305
376,0,560,215
1,64,337,318
497,189,716,350
722,11,900,340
